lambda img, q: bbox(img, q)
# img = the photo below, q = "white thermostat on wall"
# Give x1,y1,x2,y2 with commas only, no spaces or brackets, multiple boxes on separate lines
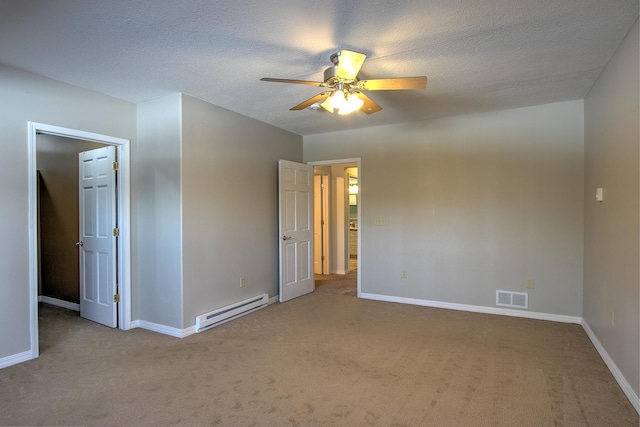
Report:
596,187,604,202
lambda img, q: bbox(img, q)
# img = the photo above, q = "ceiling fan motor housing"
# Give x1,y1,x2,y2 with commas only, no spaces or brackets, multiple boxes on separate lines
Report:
324,65,339,83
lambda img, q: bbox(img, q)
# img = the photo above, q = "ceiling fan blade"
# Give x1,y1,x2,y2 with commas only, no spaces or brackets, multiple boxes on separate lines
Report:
290,92,332,110
354,92,382,115
261,77,325,87
336,50,366,81
359,76,427,91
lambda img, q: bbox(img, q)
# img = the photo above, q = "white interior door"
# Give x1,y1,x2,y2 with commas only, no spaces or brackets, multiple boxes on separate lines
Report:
279,160,314,302
78,146,117,327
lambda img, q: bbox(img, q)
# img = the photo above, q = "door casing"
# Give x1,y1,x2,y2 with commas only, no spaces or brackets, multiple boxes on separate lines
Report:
314,174,329,275
27,122,132,360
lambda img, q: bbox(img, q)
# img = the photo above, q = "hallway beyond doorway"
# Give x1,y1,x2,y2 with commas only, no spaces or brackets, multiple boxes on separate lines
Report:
310,158,361,297
314,258,357,296
314,270,357,296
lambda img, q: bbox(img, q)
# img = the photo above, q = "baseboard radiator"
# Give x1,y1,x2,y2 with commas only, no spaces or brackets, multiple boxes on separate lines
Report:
195,293,268,332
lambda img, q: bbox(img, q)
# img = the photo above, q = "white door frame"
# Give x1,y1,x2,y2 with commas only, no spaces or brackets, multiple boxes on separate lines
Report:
308,158,361,297
27,122,132,358
320,175,329,274
313,173,330,275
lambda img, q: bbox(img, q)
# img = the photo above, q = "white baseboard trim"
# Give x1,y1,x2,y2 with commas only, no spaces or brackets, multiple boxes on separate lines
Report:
182,326,197,337
581,320,639,413
0,350,35,369
359,293,582,324
131,320,186,338
132,296,279,339
39,296,80,311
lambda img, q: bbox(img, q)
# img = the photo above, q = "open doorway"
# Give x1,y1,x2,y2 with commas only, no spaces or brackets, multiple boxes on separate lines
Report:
310,159,361,297
27,122,132,360
37,134,105,310
347,168,358,272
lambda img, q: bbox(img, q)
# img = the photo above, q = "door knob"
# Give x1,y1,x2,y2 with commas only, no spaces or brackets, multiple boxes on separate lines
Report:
282,236,293,241
75,241,84,246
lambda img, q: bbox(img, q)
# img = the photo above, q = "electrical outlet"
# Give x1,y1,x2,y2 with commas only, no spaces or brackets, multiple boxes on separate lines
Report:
526,279,535,289
401,270,407,279
610,311,614,327
240,277,246,288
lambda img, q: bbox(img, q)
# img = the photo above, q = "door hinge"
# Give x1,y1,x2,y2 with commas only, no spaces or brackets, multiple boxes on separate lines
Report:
113,294,120,303
113,227,120,237
321,255,325,261
112,161,119,171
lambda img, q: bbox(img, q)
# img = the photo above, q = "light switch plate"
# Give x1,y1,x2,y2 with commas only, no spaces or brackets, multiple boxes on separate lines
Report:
374,217,386,226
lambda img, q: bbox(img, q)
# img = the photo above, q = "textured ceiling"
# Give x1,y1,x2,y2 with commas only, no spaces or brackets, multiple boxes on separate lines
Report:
0,1,637,136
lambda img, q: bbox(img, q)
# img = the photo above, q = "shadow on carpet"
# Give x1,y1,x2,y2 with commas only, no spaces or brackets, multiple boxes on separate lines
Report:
314,270,357,296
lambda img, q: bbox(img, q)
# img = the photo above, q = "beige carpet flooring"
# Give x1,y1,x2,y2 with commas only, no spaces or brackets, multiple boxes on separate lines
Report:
314,270,357,296
0,297,637,426
314,258,358,297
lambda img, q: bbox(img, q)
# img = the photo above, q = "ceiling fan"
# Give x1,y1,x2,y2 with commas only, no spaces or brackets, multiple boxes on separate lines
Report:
261,49,427,115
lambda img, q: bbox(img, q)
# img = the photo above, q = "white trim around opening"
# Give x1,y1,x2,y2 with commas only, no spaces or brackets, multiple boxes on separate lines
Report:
27,122,132,361
308,158,361,298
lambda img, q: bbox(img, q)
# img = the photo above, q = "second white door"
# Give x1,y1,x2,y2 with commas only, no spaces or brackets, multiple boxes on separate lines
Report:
279,160,314,302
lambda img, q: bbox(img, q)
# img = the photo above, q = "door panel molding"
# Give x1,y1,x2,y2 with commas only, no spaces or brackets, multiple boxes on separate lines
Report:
278,160,314,302
79,146,117,327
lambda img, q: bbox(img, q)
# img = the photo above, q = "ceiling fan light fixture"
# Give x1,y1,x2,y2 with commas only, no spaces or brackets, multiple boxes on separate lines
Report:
320,90,364,115
261,48,426,115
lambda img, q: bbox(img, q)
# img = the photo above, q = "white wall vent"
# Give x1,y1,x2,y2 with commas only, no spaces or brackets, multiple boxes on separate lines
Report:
195,293,268,332
496,290,528,309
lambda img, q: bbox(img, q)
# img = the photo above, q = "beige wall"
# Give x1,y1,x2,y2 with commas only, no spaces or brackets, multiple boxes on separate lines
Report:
584,20,639,399
135,93,303,330
181,94,302,327
304,100,584,317
37,134,104,303
136,94,184,328
0,64,136,361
